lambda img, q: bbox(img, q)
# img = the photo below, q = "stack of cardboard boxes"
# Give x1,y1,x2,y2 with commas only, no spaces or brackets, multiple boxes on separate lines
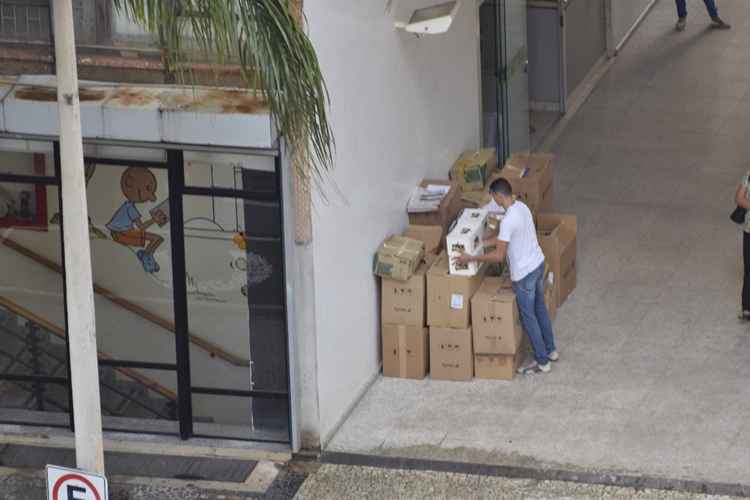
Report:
375,148,577,382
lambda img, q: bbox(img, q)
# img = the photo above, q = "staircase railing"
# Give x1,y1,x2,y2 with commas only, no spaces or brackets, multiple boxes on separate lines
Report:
0,296,177,420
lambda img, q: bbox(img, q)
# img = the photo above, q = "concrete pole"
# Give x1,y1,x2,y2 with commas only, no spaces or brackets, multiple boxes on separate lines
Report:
52,0,106,475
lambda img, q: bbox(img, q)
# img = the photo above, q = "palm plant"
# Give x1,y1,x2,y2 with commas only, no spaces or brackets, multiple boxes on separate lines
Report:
112,0,333,179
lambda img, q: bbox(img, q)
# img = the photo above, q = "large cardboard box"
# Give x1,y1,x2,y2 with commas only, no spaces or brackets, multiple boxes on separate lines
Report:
475,333,529,380
405,224,443,255
474,353,521,380
429,327,473,381
545,279,557,323
381,254,436,326
427,251,485,328
373,235,425,282
471,277,523,355
450,149,498,192
408,179,462,238
537,213,577,306
495,153,554,214
382,325,429,379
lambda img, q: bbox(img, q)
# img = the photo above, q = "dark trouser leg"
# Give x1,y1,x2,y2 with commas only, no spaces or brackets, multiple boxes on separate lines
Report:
703,0,719,18
742,232,750,311
675,0,687,18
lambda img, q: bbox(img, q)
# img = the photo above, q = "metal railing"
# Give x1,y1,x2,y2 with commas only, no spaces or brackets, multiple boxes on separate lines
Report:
0,299,177,420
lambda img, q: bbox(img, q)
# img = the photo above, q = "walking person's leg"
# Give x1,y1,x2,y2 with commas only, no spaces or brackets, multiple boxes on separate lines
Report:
534,264,557,357
704,0,731,28
513,266,551,374
744,237,750,314
675,0,688,31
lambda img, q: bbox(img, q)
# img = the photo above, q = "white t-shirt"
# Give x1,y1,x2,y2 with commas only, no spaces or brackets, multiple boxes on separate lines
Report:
497,201,545,282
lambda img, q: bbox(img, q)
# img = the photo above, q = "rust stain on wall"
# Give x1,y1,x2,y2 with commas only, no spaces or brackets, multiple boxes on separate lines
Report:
15,86,107,102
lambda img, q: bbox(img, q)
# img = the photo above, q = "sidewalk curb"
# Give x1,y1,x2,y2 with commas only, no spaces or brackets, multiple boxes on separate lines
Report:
321,451,750,498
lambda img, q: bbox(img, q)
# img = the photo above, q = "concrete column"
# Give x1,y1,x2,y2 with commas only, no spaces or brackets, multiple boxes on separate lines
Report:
52,0,106,475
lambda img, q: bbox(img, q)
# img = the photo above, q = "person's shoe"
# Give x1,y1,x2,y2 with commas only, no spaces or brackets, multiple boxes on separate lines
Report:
710,16,731,29
137,251,160,273
739,311,750,321
675,17,687,31
518,361,551,375
548,350,560,362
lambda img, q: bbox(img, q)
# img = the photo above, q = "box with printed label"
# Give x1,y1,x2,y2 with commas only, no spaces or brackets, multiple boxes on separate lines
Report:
492,152,554,214
474,334,529,380
381,254,436,326
382,325,429,379
446,209,488,276
474,351,523,380
404,224,443,255
407,179,462,238
471,277,523,355
450,149,498,192
536,213,577,307
427,251,485,329
373,235,425,282
429,327,473,381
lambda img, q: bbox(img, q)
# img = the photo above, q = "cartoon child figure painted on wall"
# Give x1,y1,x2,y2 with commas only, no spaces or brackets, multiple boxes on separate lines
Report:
106,167,169,273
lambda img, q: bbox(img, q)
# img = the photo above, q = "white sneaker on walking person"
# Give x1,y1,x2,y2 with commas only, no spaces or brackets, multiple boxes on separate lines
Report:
518,360,551,375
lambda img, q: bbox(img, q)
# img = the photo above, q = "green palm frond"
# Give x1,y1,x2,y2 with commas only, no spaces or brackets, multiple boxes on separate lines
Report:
112,0,333,178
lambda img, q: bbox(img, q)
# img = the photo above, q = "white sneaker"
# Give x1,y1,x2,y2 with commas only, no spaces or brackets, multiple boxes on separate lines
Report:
518,361,551,375
548,351,559,362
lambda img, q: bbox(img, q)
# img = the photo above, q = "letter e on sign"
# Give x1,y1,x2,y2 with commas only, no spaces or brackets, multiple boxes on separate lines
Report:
47,465,108,500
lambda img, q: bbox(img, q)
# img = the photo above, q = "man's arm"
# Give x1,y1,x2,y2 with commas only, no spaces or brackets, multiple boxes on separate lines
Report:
454,240,508,265
736,184,750,209
134,217,156,230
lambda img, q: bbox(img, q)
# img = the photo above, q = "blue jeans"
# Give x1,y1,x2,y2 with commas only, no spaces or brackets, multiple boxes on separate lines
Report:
512,262,556,366
676,0,718,18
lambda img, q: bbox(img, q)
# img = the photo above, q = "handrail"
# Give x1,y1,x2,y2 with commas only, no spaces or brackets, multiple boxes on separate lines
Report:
0,295,177,402
1,236,249,367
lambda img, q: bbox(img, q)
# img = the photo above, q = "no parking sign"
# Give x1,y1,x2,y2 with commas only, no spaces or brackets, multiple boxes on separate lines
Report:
46,465,108,500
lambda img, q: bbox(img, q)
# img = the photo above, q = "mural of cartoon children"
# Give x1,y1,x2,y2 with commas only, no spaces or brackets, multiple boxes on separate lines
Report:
106,167,168,273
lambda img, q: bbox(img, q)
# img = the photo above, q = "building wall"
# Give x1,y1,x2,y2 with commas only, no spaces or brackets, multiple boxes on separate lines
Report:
303,0,482,445
611,0,654,48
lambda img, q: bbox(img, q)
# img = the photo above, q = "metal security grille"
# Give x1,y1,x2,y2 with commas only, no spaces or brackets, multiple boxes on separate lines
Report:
0,1,50,42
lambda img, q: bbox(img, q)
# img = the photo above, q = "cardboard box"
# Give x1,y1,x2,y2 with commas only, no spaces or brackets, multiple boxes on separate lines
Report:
471,277,523,355
447,209,488,276
545,279,557,323
405,224,443,255
381,255,436,326
475,332,529,380
460,190,492,210
408,179,462,238
450,149,498,192
429,327,473,381
382,325,429,379
374,235,425,282
495,153,554,214
536,213,577,307
427,251,485,329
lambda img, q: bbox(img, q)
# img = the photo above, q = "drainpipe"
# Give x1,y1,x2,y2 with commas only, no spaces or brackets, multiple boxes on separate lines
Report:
52,0,105,475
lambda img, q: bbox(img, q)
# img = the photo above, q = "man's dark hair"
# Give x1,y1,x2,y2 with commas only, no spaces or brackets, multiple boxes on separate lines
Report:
489,177,513,197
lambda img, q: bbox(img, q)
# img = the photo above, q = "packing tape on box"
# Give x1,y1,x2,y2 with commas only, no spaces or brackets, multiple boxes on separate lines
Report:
398,325,408,377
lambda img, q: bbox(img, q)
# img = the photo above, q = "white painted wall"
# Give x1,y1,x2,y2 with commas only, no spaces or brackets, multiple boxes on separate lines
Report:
304,0,482,445
612,0,654,48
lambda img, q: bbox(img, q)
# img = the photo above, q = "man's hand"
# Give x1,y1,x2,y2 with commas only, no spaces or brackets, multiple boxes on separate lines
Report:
452,252,472,266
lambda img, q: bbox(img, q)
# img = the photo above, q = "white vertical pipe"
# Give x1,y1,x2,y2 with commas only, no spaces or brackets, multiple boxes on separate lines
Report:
52,0,106,475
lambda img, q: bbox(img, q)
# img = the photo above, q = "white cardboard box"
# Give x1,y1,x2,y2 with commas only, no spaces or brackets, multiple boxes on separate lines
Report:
447,209,488,276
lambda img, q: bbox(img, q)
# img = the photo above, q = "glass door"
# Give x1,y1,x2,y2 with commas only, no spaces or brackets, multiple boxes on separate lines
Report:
502,0,531,155
480,0,530,160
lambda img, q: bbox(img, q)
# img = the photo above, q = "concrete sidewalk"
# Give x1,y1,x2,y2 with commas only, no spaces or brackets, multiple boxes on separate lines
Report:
295,464,744,500
326,0,750,488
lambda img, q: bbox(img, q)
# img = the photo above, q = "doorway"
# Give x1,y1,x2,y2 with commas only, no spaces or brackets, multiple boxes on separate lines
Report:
479,0,531,161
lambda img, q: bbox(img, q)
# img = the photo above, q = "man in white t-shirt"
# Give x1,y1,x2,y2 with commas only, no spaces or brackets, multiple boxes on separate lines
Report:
454,178,558,374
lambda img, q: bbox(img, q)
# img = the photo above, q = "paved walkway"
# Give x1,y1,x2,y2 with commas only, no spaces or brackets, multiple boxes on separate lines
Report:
295,464,744,500
327,0,750,487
